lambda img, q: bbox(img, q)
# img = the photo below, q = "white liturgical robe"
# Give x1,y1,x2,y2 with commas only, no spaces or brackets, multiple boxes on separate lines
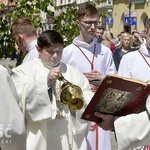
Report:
62,37,116,74
11,58,93,150
23,40,39,64
118,44,150,82
62,37,117,150
115,44,150,150
0,65,26,150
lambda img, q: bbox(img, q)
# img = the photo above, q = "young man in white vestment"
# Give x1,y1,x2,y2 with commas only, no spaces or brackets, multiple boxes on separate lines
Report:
11,30,94,150
0,65,26,150
61,2,116,150
94,18,150,150
11,18,39,64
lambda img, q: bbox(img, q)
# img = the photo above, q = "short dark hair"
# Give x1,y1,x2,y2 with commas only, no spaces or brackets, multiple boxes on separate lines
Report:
97,26,104,31
37,30,64,49
77,2,99,20
131,30,140,35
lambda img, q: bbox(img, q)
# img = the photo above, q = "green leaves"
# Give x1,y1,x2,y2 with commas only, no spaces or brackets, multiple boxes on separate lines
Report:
0,3,5,9
53,3,79,45
0,0,107,58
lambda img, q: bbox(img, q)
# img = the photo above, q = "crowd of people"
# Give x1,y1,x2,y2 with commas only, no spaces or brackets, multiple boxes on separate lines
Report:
1,2,150,150
95,26,146,72
95,17,150,150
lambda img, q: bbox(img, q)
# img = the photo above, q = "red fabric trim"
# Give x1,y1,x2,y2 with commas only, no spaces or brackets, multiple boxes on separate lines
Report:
73,43,96,71
96,124,99,150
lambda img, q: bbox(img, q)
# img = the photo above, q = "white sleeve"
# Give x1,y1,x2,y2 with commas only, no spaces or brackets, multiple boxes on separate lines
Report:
0,66,26,150
11,67,57,122
117,55,132,77
114,95,150,150
66,67,93,135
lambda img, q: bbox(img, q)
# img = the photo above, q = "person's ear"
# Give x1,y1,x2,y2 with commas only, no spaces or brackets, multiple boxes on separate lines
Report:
36,45,41,52
17,34,24,43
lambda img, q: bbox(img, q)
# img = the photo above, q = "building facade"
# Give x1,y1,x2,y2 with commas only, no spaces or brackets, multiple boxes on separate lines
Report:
1,0,150,38
112,0,150,37
53,0,113,31
51,0,150,37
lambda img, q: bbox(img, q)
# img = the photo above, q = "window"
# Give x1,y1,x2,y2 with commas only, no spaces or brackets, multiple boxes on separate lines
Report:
134,0,145,4
107,0,112,4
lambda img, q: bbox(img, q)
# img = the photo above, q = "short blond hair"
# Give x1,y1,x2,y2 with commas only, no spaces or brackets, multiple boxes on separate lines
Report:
10,18,37,37
119,32,132,48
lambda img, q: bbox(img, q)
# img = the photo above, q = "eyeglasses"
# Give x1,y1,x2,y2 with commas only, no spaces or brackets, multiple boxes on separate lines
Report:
80,21,100,27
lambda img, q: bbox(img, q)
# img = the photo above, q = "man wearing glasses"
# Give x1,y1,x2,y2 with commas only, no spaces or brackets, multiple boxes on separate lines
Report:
61,2,116,150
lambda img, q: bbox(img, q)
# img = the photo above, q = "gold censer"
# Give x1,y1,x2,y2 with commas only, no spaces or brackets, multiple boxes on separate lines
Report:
56,73,84,112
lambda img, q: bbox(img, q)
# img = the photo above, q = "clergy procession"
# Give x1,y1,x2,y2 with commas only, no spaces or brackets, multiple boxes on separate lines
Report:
1,1,150,150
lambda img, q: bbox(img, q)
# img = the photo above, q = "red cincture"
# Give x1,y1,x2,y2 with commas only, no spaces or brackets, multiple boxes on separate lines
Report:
73,43,96,71
138,50,150,68
132,51,150,150
132,145,150,150
73,43,99,150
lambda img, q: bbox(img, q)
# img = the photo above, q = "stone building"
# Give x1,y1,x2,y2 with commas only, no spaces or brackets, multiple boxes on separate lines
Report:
1,0,150,37
52,0,150,37
112,0,150,37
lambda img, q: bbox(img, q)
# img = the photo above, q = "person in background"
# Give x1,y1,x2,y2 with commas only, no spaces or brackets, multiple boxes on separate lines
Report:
11,43,23,66
102,30,115,55
113,32,133,71
11,30,94,150
101,39,111,49
0,65,26,150
140,29,147,44
10,18,39,64
95,26,104,43
115,31,125,49
61,2,116,150
131,30,144,50
94,18,150,150
117,33,122,42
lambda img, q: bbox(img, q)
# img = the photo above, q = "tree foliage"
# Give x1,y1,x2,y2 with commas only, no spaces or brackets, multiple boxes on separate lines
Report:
0,0,55,58
53,3,79,45
0,0,107,58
